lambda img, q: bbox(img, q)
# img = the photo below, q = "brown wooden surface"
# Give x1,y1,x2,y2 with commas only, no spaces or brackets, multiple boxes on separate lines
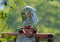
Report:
1,32,54,42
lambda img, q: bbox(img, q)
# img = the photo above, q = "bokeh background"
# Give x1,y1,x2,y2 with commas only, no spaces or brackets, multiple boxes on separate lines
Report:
0,0,60,42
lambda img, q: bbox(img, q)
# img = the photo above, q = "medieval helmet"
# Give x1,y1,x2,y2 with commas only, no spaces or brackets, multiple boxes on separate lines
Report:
21,6,36,20
21,6,38,26
21,6,36,13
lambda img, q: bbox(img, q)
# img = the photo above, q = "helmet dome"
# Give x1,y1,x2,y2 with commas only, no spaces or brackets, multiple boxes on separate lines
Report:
21,6,36,14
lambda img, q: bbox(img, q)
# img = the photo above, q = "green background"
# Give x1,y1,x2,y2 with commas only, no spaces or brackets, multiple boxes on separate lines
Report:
0,0,60,42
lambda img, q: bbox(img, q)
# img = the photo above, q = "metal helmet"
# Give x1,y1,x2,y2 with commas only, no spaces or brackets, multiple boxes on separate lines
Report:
21,6,38,26
21,6,36,20
21,6,36,13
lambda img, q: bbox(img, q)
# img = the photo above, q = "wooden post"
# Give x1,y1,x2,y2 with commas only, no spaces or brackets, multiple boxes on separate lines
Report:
48,34,54,42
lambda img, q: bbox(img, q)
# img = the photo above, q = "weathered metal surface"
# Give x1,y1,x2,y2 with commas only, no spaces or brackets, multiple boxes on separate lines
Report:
15,34,36,42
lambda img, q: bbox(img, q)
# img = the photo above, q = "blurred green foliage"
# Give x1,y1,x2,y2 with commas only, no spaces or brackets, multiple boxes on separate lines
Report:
0,0,60,42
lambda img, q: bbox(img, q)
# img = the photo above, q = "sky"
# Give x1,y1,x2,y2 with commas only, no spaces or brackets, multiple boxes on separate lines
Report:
0,0,4,10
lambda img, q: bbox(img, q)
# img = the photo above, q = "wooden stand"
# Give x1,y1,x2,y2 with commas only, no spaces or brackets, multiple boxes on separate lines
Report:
1,27,54,42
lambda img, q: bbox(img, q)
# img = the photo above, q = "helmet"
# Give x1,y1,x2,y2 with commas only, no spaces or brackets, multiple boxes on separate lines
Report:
22,6,36,13
21,6,36,21
21,6,38,26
